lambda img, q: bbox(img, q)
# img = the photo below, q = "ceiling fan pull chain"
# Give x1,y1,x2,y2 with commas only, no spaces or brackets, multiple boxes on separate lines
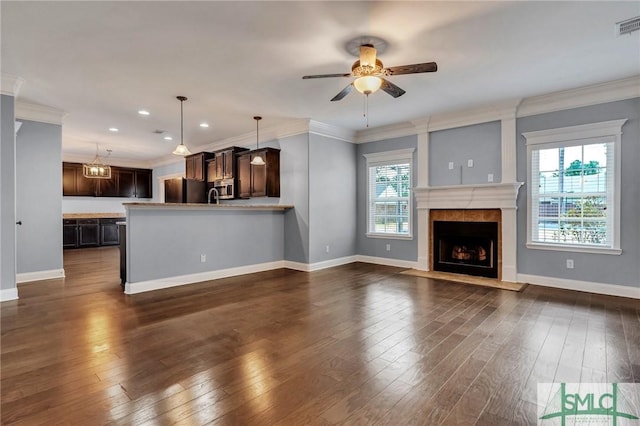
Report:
365,94,370,128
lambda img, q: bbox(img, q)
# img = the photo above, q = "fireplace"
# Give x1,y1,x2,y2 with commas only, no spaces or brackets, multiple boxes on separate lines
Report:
433,220,498,278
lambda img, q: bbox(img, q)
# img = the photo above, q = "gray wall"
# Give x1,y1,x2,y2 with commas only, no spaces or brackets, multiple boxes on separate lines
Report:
127,208,285,283
15,120,63,275
308,134,356,263
356,135,418,261
152,160,185,201
1,94,16,291
429,121,502,186
516,98,640,287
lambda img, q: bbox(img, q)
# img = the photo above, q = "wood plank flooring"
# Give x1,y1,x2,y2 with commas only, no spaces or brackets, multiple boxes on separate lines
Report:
1,247,638,425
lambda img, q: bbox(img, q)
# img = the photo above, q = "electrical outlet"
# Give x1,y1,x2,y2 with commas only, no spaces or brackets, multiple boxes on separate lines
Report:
325,245,330,253
488,173,494,182
467,159,474,167
566,259,574,269
386,244,391,251
200,254,206,263
448,162,454,170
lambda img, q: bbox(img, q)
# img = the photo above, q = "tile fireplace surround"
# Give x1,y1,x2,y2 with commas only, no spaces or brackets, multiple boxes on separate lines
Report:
414,183,523,282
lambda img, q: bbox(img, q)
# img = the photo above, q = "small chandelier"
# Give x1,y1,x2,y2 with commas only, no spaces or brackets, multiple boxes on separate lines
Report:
172,95,192,156
83,144,112,179
250,116,265,166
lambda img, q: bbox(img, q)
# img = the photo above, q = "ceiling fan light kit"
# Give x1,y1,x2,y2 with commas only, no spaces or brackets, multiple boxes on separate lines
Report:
302,38,437,103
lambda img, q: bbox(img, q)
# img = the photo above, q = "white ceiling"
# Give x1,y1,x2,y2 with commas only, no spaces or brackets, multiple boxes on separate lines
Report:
2,1,639,166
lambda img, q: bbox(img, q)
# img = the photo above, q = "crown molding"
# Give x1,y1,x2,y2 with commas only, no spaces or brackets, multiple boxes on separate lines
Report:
15,101,66,125
63,153,152,169
517,75,640,118
309,120,355,142
1,74,24,97
355,121,417,143
426,98,521,132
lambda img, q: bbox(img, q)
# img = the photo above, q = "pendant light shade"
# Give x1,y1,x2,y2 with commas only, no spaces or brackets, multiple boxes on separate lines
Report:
250,116,265,166
172,96,192,156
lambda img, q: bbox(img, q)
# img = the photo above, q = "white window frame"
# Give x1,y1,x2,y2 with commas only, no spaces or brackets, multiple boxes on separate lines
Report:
364,148,415,240
523,119,626,255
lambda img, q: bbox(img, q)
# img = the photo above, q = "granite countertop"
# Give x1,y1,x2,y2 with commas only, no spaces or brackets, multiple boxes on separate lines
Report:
63,213,126,219
123,202,293,211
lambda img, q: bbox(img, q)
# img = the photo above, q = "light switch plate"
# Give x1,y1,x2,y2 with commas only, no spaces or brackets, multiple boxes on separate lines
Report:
488,174,494,182
467,159,474,167
448,162,454,170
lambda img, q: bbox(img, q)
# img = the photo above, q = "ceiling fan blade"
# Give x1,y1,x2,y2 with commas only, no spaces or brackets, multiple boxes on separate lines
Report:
302,73,352,79
330,83,354,101
380,78,406,98
385,62,438,75
359,44,377,67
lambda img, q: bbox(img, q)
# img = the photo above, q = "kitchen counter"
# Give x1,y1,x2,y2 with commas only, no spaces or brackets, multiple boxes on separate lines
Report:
63,212,125,219
123,202,294,211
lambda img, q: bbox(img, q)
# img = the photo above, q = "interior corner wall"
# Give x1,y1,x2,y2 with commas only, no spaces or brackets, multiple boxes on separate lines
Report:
308,134,356,263
1,94,16,292
429,120,502,186
15,119,63,275
356,135,418,261
516,98,640,288
279,133,310,264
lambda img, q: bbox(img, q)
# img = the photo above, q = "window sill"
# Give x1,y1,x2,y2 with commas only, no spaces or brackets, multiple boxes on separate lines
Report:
526,242,622,255
366,233,413,240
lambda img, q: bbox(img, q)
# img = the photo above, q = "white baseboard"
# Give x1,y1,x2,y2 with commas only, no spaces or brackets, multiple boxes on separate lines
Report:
517,273,640,299
125,261,286,294
284,256,357,272
355,255,418,269
16,268,65,284
0,288,19,302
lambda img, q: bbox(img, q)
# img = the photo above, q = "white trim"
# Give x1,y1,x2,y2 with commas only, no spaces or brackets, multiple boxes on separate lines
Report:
365,232,413,240
517,75,640,118
125,261,285,294
283,256,357,272
63,153,152,170
0,288,19,302
414,183,523,210
523,119,625,253
425,99,521,132
16,268,65,283
355,255,418,269
356,122,417,144
1,74,24,97
363,148,415,165
15,101,66,125
309,120,355,143
15,121,22,135
522,119,628,146
526,242,622,255
518,273,640,299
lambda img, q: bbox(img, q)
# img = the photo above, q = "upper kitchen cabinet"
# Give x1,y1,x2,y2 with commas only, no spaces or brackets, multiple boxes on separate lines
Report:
62,162,152,198
185,152,214,181
237,148,280,198
207,147,248,182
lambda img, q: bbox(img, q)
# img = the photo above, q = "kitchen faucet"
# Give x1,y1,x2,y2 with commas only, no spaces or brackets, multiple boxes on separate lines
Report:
208,187,219,205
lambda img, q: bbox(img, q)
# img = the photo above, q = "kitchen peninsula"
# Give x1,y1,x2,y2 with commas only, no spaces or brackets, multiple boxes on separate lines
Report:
122,202,294,294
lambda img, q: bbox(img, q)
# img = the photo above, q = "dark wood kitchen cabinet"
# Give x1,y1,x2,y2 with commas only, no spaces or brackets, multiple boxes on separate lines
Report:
237,148,280,198
207,147,248,182
63,217,122,249
185,152,214,181
62,163,152,198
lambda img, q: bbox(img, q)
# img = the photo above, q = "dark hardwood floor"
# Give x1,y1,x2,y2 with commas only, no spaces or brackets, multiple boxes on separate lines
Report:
1,247,638,425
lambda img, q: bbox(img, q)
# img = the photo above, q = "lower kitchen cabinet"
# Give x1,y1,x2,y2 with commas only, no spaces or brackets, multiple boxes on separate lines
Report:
63,218,122,249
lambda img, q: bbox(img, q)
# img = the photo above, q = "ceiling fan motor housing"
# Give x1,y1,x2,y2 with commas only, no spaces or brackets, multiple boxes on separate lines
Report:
351,59,385,77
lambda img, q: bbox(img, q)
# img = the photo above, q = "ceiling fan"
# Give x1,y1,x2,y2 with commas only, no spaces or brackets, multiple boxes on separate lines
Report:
302,43,437,101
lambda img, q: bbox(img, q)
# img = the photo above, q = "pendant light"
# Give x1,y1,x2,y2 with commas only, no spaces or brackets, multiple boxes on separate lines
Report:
82,144,112,179
250,116,265,166
172,96,192,156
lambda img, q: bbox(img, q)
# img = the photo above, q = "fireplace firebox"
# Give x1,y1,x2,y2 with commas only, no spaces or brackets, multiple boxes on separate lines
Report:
433,221,498,278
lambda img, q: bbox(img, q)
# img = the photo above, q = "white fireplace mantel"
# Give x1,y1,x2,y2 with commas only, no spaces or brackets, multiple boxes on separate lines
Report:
414,182,524,282
414,182,523,210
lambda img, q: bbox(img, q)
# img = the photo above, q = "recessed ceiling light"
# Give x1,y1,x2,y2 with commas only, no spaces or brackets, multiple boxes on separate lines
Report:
163,136,173,141
108,127,119,132
199,122,209,128
138,110,150,116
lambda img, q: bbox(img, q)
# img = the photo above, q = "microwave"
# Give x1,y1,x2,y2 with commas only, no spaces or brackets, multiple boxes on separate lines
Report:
213,179,235,199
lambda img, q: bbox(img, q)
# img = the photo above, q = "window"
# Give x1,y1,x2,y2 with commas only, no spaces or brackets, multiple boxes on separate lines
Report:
364,148,414,239
523,119,626,255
